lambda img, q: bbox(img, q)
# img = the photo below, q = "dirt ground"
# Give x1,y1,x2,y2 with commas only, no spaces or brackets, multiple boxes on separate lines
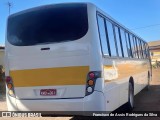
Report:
133,68,160,111
0,68,160,120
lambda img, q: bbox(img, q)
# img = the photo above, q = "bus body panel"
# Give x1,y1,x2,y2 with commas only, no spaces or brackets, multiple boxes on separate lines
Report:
104,70,149,111
14,85,86,99
7,91,105,112
96,6,151,112
101,57,149,111
6,39,91,99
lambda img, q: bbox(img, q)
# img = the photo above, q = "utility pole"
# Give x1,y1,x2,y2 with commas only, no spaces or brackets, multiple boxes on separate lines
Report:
7,2,12,15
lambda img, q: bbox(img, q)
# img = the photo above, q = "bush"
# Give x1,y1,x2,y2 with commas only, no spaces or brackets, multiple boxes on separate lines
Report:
0,65,5,95
152,64,157,68
0,65,4,80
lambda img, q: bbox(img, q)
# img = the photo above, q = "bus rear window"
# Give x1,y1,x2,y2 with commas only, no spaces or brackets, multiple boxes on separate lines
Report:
7,3,88,46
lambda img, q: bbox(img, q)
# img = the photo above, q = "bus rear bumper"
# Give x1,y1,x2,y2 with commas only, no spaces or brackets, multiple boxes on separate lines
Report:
7,91,106,115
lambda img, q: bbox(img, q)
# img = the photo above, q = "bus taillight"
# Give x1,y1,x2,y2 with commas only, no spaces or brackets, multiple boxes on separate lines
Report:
85,71,101,96
88,79,94,86
7,83,13,89
6,76,11,83
89,72,95,79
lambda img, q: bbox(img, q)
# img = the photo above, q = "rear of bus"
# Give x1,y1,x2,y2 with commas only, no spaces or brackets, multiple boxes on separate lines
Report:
5,3,105,114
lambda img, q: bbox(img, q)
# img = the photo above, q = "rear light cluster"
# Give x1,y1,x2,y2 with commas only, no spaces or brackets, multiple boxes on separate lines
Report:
5,76,15,97
85,71,101,96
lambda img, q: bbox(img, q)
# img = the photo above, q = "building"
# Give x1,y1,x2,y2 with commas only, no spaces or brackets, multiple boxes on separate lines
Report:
148,40,160,65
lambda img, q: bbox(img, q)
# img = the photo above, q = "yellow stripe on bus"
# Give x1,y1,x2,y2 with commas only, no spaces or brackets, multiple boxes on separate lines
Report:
10,66,89,87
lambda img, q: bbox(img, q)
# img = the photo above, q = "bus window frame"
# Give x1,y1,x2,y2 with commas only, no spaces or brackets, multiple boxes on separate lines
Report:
96,11,148,60
96,14,110,57
105,18,118,57
126,32,133,58
133,36,139,58
139,39,144,59
119,28,129,58
97,12,120,58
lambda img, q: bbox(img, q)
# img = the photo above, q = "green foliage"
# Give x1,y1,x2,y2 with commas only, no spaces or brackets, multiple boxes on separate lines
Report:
0,65,5,95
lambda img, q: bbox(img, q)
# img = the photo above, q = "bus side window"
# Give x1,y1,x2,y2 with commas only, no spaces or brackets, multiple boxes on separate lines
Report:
120,29,128,57
133,36,139,58
146,44,149,58
142,42,147,58
114,26,123,57
139,39,144,59
97,15,110,56
129,34,135,58
105,20,117,57
146,44,150,58
125,32,132,58
136,38,141,59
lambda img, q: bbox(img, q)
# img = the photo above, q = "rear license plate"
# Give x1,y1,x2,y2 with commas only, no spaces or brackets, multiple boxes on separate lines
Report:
40,89,56,96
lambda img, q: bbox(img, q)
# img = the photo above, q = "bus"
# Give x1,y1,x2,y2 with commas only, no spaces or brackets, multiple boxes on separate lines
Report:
5,3,151,115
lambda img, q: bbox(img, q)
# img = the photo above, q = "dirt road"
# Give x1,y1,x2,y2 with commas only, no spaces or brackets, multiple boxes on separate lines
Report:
0,68,160,119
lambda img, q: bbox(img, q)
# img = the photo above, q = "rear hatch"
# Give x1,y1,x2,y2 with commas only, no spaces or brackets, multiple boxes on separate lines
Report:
7,3,89,99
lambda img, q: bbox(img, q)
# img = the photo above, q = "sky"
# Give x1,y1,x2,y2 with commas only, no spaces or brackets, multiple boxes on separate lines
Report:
0,0,160,45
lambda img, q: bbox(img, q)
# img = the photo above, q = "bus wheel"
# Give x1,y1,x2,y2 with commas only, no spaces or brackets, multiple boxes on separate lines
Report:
127,82,134,111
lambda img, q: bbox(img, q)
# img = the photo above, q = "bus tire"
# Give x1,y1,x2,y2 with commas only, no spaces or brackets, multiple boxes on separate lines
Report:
127,82,134,111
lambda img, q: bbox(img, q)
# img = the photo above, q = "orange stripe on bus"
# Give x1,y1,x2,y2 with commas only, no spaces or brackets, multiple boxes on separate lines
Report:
10,66,89,87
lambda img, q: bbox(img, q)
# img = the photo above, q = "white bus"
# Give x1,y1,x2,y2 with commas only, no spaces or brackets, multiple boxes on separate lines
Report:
5,3,151,114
